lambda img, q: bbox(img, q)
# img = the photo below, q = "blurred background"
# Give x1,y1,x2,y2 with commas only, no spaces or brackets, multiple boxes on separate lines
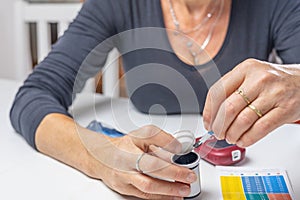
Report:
0,0,127,96
0,0,79,80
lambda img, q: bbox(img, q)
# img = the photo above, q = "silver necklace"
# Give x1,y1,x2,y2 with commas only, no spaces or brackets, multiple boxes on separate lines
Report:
168,0,217,35
168,0,224,65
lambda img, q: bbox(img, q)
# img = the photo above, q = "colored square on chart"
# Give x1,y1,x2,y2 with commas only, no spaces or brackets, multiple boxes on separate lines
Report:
220,176,246,200
267,193,292,200
245,193,269,200
217,167,295,200
262,175,289,193
242,176,266,193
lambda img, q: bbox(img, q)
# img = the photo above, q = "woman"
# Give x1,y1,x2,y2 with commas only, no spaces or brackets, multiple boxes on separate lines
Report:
10,0,300,199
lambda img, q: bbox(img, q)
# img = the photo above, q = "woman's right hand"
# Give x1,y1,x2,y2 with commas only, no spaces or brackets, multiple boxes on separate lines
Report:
79,125,197,200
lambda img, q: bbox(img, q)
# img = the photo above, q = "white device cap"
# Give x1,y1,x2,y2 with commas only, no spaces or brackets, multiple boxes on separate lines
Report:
173,130,195,155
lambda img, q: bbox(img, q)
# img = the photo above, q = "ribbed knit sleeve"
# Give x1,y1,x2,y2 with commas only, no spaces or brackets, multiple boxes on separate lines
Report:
10,0,117,149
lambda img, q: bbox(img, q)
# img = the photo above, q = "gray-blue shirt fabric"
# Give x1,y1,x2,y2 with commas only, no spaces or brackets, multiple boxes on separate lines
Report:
10,0,300,149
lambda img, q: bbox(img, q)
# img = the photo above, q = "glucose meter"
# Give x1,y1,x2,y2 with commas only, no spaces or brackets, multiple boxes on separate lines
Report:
194,136,246,166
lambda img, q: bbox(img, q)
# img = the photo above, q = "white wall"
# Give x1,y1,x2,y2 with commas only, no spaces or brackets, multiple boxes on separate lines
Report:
0,0,19,80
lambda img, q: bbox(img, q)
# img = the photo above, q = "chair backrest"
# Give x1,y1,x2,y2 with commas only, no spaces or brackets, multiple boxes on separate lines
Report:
14,1,119,96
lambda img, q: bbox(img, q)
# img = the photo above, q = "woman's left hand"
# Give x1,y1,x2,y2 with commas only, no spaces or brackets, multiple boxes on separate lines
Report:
203,58,300,147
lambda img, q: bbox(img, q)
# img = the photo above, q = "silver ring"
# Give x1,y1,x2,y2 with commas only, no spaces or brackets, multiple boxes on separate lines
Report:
136,153,146,173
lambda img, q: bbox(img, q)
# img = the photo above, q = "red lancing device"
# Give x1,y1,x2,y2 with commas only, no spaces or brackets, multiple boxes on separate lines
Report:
194,136,246,166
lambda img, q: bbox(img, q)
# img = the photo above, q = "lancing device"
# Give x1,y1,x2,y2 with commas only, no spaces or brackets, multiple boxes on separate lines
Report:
86,120,124,138
193,131,214,149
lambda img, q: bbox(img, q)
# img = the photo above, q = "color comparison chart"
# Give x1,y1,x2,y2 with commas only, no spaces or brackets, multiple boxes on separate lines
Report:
218,167,295,200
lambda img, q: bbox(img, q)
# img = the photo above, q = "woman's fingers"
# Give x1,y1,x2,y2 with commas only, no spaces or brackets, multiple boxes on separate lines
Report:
148,145,173,163
224,97,273,144
127,128,197,197
111,138,195,199
120,183,183,200
104,171,184,200
137,153,197,184
211,87,257,139
130,173,190,198
104,153,193,198
129,125,182,154
203,59,250,130
205,58,300,147
236,107,288,147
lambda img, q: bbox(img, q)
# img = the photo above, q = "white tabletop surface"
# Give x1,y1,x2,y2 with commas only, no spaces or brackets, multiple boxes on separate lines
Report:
1,78,299,200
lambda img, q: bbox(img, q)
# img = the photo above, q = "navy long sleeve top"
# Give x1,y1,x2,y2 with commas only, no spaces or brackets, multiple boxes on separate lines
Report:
10,0,300,149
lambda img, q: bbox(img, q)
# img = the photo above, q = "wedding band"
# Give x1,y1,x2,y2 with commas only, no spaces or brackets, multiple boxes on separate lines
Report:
248,104,263,118
236,88,251,105
136,152,146,173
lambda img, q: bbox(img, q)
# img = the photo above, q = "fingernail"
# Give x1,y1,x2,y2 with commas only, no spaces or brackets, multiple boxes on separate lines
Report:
203,121,209,130
186,173,197,183
236,140,244,147
214,134,221,140
215,133,225,140
179,185,190,196
226,138,232,144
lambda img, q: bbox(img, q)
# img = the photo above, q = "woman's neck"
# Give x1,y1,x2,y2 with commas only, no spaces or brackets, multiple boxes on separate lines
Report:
175,0,213,20
182,0,212,15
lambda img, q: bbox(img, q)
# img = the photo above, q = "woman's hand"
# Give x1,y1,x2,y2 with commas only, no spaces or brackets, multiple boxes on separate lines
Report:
203,58,300,147
78,125,197,200
36,114,196,200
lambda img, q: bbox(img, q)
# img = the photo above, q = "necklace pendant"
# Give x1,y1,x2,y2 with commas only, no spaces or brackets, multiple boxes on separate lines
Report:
186,41,193,48
194,57,199,65
173,30,180,36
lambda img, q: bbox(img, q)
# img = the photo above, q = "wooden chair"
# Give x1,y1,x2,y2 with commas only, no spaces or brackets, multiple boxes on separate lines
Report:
13,0,120,96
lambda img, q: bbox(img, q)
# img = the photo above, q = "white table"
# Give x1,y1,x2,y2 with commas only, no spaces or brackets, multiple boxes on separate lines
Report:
1,78,300,199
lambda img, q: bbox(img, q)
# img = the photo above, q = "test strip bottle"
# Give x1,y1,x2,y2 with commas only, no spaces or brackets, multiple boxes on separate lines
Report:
172,152,201,198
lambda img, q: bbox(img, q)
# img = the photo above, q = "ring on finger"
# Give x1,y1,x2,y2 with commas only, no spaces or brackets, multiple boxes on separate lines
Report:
247,104,263,118
136,152,146,173
236,88,251,105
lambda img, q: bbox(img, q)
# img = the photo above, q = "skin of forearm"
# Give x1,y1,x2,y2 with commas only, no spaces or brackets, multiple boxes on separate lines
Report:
35,113,105,179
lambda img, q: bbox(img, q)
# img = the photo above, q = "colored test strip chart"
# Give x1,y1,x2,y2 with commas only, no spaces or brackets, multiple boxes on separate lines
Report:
217,167,295,200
